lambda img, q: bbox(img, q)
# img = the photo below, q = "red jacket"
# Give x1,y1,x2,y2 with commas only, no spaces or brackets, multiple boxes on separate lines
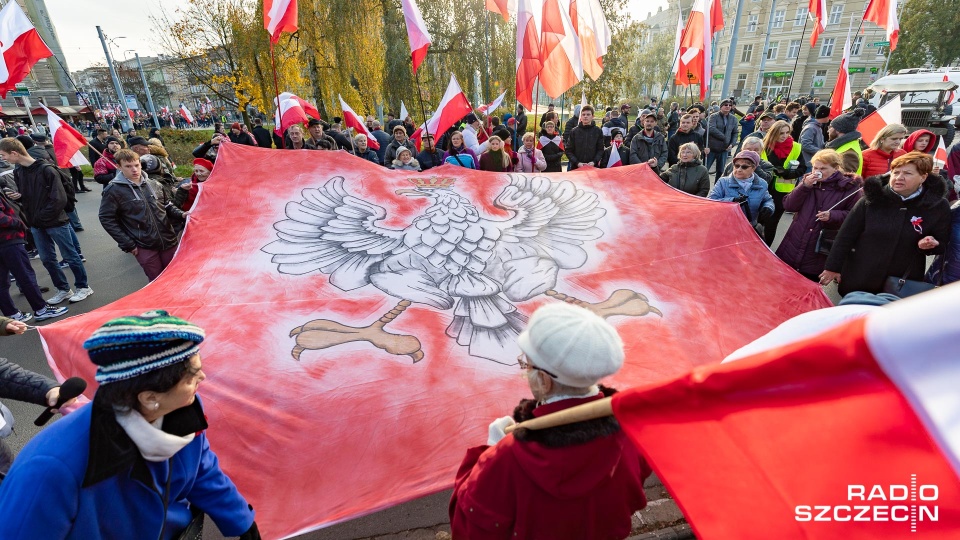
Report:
449,390,652,540
860,148,905,179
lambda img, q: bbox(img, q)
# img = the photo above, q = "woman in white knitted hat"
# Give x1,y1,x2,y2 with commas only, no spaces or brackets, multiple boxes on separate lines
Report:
449,302,652,540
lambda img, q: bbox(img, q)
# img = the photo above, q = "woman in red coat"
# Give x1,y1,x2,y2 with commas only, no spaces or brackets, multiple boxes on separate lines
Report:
861,123,907,179
449,303,651,540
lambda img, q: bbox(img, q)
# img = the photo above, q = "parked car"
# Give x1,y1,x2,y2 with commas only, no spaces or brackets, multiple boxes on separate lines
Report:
868,70,960,146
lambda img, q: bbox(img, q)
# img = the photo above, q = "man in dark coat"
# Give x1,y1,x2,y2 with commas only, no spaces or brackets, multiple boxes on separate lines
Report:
251,119,273,148
370,121,392,164
564,106,604,170
628,110,668,174
88,128,108,163
667,113,705,167
416,135,444,171
705,100,739,178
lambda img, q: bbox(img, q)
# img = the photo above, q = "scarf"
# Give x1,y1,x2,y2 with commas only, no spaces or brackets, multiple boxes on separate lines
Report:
114,408,195,462
772,137,795,159
485,149,507,171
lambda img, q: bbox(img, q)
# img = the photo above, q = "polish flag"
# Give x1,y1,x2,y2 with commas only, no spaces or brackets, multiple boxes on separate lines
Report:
179,103,194,125
934,137,948,168
679,0,712,101
411,74,472,149
605,144,622,168
610,284,960,538
830,34,853,119
710,0,724,34
476,91,506,115
672,11,700,86
264,0,298,44
570,0,611,80
274,92,320,120
0,1,53,99
864,0,899,51
809,0,828,47
274,97,308,137
515,0,543,110
401,0,432,73
539,0,582,99
338,95,379,151
858,95,902,146
486,0,517,21
40,104,88,168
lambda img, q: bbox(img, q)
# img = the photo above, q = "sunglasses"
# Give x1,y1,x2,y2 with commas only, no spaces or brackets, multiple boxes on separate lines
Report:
733,163,754,170
517,353,559,379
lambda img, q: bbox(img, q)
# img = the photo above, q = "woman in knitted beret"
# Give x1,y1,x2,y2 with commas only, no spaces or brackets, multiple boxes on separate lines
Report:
0,310,261,540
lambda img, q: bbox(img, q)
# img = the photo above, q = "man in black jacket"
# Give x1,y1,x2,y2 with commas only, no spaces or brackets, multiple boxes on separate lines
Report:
88,128,108,163
251,119,273,148
0,139,91,306
565,105,605,170
98,149,185,282
628,110,668,174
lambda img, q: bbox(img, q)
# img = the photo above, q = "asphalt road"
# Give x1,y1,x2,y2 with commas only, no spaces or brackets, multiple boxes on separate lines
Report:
0,178,830,539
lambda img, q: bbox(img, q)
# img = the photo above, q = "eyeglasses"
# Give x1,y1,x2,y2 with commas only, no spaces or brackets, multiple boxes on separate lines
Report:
517,353,559,379
733,163,754,170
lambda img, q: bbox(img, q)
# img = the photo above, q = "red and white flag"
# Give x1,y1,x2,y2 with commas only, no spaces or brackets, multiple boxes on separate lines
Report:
830,34,853,119
515,0,543,110
179,103,194,125
809,0,828,46
858,95,902,146
274,92,320,120
613,284,960,538
338,95,379,151
411,73,472,148
485,0,517,21
569,0,611,80
476,91,507,115
263,0,298,44
400,0,432,73
679,0,713,100
539,0,582,99
40,104,88,168
934,137,948,168
274,97,308,136
605,143,622,168
672,11,699,85
710,0,724,34
0,1,53,98
864,0,900,51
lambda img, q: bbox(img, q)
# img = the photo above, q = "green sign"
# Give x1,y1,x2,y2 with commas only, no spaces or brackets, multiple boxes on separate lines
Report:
713,74,724,80
763,71,794,78
8,90,29,97
872,41,890,47
870,67,879,74
849,67,866,73
14,83,27,90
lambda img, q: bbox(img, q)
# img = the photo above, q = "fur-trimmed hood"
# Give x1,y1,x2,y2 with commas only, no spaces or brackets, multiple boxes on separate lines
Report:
863,172,947,206
512,385,620,448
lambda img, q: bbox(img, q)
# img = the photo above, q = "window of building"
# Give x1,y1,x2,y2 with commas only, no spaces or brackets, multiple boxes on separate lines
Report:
851,35,863,56
772,10,785,28
741,44,754,63
820,37,835,58
787,39,801,59
829,4,844,25
748,14,759,32
766,41,779,61
736,74,748,92
717,47,725,63
794,7,807,26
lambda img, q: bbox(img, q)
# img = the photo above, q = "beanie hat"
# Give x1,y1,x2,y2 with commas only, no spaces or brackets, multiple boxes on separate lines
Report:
830,108,865,133
517,303,624,388
814,105,831,119
16,135,34,149
733,150,761,168
464,113,479,124
84,310,206,384
230,122,241,130
805,102,818,116
127,136,149,148
30,133,46,143
105,136,121,147
139,154,160,173
193,157,214,171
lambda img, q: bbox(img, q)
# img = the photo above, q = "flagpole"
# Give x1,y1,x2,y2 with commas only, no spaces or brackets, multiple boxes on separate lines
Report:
414,67,432,143
269,42,283,129
785,18,810,99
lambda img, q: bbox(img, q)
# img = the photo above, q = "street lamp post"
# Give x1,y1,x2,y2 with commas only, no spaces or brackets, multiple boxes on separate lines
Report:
129,51,161,129
96,27,132,131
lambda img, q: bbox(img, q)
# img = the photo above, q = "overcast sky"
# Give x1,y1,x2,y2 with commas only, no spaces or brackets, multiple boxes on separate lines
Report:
47,0,668,71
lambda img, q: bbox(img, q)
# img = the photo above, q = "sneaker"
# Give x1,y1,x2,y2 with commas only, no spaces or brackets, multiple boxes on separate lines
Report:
81,254,86,262
47,289,73,304
58,261,68,268
69,287,93,303
10,312,32,322
34,305,68,321
39,286,49,293
26,250,39,259
74,227,85,232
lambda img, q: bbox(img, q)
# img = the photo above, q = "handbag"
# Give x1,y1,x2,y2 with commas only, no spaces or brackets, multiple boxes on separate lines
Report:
882,273,937,298
175,508,204,540
815,228,838,256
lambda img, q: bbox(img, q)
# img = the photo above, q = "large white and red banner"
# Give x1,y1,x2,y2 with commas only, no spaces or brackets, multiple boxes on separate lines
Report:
38,145,829,538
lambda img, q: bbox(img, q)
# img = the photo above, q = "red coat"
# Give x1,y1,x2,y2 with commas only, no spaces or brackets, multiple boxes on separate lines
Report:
861,148,905,179
449,391,652,540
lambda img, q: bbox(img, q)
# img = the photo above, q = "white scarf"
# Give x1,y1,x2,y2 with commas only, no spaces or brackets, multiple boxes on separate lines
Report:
114,408,195,462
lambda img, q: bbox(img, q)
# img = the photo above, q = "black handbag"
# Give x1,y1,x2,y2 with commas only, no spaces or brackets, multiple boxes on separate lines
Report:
175,508,204,540
882,273,937,298
815,228,838,256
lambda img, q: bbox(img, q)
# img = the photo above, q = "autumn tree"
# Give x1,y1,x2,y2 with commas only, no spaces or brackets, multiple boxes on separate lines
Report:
889,0,960,72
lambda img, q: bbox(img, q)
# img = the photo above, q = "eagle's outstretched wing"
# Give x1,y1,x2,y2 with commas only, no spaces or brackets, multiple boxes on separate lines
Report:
261,177,406,290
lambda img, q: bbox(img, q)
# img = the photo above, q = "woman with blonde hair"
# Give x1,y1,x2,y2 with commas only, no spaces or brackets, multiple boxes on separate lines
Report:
478,135,518,172
775,149,863,281
759,119,807,246
515,132,547,173
659,142,710,197
861,123,907,178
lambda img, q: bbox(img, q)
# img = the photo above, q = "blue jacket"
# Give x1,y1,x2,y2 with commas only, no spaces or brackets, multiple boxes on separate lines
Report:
0,398,254,540
927,203,960,285
708,174,775,225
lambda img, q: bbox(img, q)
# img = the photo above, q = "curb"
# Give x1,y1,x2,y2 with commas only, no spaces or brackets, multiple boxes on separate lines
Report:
628,523,694,540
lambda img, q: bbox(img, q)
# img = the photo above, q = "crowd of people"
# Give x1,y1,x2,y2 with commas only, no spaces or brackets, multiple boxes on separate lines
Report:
0,86,958,539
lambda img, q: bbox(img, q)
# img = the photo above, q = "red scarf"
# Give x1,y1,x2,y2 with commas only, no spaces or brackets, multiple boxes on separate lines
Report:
772,137,795,159
183,175,200,211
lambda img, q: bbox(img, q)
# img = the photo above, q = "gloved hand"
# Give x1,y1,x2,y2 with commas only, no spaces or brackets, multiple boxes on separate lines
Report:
758,206,774,221
488,415,516,446
239,521,261,540
732,194,748,204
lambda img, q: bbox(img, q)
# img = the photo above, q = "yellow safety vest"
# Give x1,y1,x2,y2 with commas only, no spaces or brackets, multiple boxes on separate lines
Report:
761,142,803,193
834,139,864,176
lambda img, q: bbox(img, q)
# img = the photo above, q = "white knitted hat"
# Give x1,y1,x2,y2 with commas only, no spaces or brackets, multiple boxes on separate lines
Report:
517,303,624,388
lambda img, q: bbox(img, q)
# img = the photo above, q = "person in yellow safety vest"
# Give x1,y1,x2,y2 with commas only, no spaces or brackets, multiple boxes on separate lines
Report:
760,120,807,246
824,109,866,176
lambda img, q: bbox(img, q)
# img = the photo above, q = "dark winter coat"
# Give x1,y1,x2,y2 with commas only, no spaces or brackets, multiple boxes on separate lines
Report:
354,147,380,165
565,123,605,170
825,175,951,296
449,387,651,540
0,192,26,247
192,140,220,163
98,172,184,253
0,356,55,403
307,134,337,151
538,129,564,172
706,112,738,151
13,160,68,229
926,202,960,285
628,129,668,172
660,159,711,197
417,149,445,171
599,144,629,168
227,131,255,146
251,126,274,148
371,129,392,164
775,171,863,276
667,129,705,167
284,138,317,150
88,136,108,164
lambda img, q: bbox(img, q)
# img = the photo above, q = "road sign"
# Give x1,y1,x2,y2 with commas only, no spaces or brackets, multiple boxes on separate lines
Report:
849,67,866,74
124,94,140,110
14,83,28,90
9,90,29,97
873,41,890,47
